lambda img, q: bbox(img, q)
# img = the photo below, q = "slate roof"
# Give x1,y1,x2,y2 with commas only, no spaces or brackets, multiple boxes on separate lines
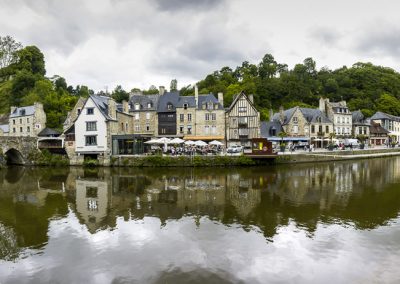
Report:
197,94,224,110
260,121,283,138
38,127,61,137
129,94,160,111
352,110,369,125
272,107,332,125
90,95,115,120
177,96,196,108
157,91,180,113
0,124,9,133
10,105,35,118
370,111,400,122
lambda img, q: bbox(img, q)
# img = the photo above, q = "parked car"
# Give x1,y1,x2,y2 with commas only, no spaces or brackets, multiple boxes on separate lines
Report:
227,145,243,154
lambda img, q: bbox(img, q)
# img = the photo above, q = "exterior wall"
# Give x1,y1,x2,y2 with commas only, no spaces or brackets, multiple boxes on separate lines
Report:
226,94,260,146
372,118,400,142
63,97,86,132
75,98,108,154
332,112,353,136
158,113,177,136
309,122,333,139
8,103,46,137
176,107,196,136
195,108,225,138
282,108,308,137
132,110,158,136
353,125,370,137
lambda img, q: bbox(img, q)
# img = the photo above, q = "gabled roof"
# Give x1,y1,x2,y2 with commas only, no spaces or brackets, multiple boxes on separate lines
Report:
260,121,283,138
10,105,36,118
129,94,160,111
89,95,116,121
272,107,332,125
370,111,400,122
227,92,257,112
38,127,61,137
157,91,180,113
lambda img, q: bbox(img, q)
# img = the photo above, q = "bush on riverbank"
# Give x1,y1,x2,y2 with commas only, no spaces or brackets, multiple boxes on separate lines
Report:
110,155,260,167
27,149,69,166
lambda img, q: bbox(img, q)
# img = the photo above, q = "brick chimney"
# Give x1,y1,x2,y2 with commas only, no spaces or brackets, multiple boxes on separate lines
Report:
159,86,165,96
122,100,129,114
319,97,326,112
218,92,224,107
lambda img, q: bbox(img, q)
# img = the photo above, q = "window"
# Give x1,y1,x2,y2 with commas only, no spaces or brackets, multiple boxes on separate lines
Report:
121,123,124,131
204,125,210,134
125,123,128,131
167,103,173,110
326,125,329,133
85,135,97,146
20,119,22,124
86,121,97,131
305,127,309,133
208,102,213,110
205,113,210,121
211,125,216,134
183,103,188,110
135,125,140,132
27,118,30,123
146,112,151,120
134,103,140,110
239,128,249,136
238,117,248,125
20,109,26,116
13,128,15,133
319,125,323,133
27,126,30,132
20,127,22,132
87,108,94,115
311,125,315,133
147,102,152,108
135,113,140,120
146,125,150,131
187,113,192,122
86,187,98,198
293,116,298,123
211,113,216,121
337,117,340,124
180,125,184,133
180,114,184,122
238,107,247,112
77,108,81,115
13,120,15,125
293,125,298,134
187,125,192,134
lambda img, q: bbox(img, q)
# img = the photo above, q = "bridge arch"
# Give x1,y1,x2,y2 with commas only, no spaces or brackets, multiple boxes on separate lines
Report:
5,148,25,165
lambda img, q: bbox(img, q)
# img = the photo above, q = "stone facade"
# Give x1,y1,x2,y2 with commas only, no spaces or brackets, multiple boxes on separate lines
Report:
8,103,46,137
371,111,400,142
129,93,160,136
319,98,352,137
63,97,87,132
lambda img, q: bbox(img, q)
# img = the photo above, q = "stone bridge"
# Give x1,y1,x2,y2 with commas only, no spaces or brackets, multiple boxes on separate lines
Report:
0,136,39,165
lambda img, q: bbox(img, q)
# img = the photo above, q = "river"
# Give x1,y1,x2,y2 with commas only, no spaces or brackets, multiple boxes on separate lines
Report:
1,157,400,283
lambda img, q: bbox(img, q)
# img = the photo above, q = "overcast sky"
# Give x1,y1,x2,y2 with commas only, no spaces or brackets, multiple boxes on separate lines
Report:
1,0,399,91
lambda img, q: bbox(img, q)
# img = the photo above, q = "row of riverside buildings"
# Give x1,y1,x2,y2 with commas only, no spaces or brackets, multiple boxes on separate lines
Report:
0,87,398,164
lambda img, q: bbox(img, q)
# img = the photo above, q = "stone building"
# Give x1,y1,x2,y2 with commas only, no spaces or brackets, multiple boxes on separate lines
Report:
273,107,333,140
370,111,400,143
319,98,352,137
63,97,87,132
352,110,370,138
369,121,389,146
226,92,260,147
129,92,160,136
176,86,225,141
7,103,46,137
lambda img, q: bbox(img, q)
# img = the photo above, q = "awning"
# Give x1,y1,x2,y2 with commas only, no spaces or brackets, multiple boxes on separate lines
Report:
183,135,224,141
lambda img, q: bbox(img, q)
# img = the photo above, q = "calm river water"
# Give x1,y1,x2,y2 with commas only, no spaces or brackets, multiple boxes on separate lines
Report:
1,157,400,283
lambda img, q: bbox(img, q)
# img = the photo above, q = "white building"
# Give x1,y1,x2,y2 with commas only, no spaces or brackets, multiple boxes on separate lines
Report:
319,98,352,137
370,111,400,143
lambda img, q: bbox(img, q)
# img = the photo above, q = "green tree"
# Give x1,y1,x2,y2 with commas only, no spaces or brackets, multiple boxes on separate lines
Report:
16,46,46,75
111,85,128,103
0,35,22,69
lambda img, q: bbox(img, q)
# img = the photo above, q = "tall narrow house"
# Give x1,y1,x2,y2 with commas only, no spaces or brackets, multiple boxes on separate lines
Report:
157,89,179,136
226,92,260,147
129,91,160,136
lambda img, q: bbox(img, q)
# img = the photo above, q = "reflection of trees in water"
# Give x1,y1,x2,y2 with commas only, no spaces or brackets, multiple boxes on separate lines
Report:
0,222,20,261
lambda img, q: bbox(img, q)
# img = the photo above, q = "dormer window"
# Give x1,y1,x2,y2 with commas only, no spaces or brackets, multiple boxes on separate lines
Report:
167,103,173,110
293,116,298,123
317,117,322,123
134,103,140,110
183,103,188,110
20,109,26,116
208,102,213,110
147,102,152,108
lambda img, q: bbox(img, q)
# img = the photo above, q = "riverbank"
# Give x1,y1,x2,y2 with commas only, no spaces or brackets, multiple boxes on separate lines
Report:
275,147,400,164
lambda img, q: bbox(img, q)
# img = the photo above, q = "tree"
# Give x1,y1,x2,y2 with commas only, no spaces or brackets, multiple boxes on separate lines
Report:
16,46,46,75
170,79,178,91
0,35,22,69
111,85,128,103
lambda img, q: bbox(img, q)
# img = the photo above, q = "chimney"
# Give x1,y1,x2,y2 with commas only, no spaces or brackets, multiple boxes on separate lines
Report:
34,102,44,110
269,109,274,122
129,90,142,100
319,97,326,112
195,85,199,106
122,100,129,114
108,98,117,119
10,106,17,114
248,94,254,103
218,92,224,107
159,86,165,96
279,106,284,123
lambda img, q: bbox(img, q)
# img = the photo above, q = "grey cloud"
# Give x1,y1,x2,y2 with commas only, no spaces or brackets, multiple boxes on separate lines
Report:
309,27,342,47
355,23,400,58
152,0,224,11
